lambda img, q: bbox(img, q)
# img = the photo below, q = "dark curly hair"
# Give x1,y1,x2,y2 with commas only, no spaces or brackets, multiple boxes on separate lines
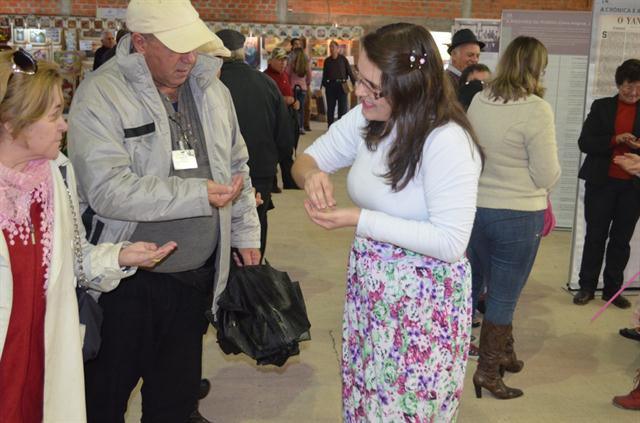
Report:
615,59,640,86
459,63,491,88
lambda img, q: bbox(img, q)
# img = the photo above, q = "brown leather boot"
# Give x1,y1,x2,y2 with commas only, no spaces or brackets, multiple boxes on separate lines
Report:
473,320,523,399
499,325,524,375
612,370,640,410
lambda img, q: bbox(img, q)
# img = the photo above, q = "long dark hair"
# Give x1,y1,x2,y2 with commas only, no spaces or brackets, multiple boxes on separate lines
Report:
362,23,480,191
292,48,308,77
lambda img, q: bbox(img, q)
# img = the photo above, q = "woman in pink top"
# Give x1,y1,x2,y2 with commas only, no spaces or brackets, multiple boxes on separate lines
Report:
288,48,312,135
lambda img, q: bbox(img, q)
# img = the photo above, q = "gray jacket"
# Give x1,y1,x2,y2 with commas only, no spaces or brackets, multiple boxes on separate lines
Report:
68,35,260,313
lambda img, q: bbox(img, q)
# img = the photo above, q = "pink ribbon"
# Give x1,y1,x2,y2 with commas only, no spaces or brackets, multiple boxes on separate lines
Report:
591,270,640,322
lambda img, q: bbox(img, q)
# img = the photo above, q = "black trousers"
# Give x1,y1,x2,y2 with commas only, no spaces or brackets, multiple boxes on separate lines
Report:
275,107,298,190
578,179,640,297
252,176,274,258
85,267,213,423
325,81,348,127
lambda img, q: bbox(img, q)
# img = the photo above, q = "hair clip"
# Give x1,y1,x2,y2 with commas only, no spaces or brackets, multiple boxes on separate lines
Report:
409,50,427,70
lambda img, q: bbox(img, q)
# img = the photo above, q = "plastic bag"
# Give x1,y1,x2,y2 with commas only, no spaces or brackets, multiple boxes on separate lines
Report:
542,196,556,237
209,262,311,366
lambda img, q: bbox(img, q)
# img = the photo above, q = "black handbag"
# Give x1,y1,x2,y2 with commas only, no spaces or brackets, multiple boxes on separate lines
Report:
76,287,103,361
59,165,103,362
208,261,311,367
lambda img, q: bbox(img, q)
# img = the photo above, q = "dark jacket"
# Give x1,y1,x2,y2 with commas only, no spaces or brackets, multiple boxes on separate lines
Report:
446,69,461,93
219,60,294,178
97,46,116,69
458,80,483,111
578,95,640,186
92,46,111,70
321,55,355,87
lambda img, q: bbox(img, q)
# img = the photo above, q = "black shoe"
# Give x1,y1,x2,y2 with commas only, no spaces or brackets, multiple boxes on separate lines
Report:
188,409,212,423
272,186,282,194
198,379,211,400
472,316,481,328
283,184,301,190
602,294,631,309
619,327,640,342
573,290,594,305
476,300,486,314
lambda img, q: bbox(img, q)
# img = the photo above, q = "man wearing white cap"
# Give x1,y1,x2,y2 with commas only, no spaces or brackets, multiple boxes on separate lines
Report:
67,1,261,422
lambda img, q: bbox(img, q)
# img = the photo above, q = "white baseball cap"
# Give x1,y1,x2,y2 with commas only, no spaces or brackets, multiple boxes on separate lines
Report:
126,0,229,55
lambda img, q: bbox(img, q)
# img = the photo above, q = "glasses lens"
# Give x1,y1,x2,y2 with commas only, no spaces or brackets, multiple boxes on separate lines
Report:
12,48,38,74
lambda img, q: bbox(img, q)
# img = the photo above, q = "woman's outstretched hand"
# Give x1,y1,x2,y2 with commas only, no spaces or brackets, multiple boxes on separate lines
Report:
303,200,360,230
118,241,177,268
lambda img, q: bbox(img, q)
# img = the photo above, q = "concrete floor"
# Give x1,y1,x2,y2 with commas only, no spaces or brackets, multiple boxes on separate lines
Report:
126,122,639,422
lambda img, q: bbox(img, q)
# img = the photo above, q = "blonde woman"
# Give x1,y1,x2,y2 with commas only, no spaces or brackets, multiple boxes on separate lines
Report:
466,36,561,399
0,49,175,422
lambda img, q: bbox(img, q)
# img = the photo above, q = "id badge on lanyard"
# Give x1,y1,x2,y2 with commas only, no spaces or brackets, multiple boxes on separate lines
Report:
172,149,198,170
170,117,198,170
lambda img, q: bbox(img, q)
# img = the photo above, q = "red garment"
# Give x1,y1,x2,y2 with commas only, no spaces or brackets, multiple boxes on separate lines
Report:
608,100,637,180
264,65,293,97
0,200,46,423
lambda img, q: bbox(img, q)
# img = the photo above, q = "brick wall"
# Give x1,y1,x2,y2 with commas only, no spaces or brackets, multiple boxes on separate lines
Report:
0,0,61,15
72,1,129,16
290,0,463,19
192,0,278,23
0,0,592,22
471,0,592,19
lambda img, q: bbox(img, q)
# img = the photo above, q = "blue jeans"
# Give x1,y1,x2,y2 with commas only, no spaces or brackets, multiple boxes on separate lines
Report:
294,89,306,131
467,208,544,325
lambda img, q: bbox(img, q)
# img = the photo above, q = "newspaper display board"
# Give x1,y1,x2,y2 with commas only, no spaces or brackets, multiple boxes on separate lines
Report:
568,0,640,290
500,10,592,229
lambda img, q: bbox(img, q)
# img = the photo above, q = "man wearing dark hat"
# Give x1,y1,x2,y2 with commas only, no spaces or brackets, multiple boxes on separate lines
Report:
446,28,485,90
216,28,295,258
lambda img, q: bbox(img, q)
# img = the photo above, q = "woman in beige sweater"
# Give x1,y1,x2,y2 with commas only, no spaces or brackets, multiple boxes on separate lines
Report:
466,36,561,400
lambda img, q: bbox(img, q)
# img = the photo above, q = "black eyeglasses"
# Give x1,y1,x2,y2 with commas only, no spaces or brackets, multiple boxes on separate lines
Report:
354,71,384,100
11,48,38,75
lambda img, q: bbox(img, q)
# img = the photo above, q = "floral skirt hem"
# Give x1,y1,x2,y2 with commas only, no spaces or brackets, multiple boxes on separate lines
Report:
342,237,472,423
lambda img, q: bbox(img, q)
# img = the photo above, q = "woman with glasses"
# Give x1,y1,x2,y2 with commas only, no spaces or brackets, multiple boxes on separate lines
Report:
573,59,640,310
292,23,482,421
0,50,176,422
466,36,560,400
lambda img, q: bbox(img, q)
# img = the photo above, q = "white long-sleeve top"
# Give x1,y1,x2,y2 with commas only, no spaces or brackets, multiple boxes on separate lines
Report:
305,105,482,263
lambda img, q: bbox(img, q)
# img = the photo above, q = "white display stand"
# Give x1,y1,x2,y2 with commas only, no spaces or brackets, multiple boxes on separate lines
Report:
568,0,640,291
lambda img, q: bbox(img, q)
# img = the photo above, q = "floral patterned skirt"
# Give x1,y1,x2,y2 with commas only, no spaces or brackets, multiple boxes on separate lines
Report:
342,237,472,423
